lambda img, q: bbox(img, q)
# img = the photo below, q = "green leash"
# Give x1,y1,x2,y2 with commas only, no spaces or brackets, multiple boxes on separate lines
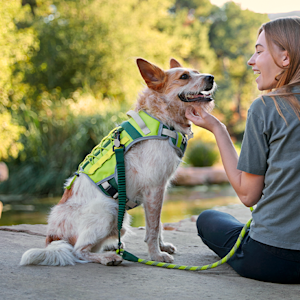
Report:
113,132,253,271
113,130,127,254
117,218,252,270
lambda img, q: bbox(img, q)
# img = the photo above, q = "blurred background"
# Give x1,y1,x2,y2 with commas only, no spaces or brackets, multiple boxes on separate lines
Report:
0,0,299,226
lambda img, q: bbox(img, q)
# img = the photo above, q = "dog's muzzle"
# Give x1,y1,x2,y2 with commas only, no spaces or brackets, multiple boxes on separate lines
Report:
178,75,215,103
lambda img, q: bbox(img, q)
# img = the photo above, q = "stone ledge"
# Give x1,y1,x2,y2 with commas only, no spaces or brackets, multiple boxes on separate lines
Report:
173,166,229,186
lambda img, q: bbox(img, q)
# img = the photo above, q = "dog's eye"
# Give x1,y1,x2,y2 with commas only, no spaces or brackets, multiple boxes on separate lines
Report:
180,74,189,80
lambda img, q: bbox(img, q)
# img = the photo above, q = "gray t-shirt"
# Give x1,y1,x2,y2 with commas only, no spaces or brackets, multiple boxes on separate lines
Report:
237,87,300,250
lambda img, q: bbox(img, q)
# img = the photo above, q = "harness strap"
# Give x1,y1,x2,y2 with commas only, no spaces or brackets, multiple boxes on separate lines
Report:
127,110,151,135
101,181,118,199
161,128,177,139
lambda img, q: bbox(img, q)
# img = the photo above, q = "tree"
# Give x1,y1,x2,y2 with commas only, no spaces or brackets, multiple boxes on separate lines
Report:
0,0,36,160
0,112,25,160
208,2,269,139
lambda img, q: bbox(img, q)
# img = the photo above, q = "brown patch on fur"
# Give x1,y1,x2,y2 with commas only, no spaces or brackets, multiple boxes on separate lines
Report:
68,236,78,246
58,187,73,205
45,234,61,246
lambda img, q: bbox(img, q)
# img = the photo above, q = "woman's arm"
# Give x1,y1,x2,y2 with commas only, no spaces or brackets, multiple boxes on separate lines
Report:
185,106,264,207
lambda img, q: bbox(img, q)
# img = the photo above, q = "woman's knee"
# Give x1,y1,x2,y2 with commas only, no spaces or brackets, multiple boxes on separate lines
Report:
196,210,218,237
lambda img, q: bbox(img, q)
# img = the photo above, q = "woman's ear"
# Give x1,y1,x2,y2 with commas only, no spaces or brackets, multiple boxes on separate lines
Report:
282,50,290,67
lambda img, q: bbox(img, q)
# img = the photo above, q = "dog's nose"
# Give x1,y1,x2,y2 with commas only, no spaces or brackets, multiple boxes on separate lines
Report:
205,75,214,84
204,75,214,91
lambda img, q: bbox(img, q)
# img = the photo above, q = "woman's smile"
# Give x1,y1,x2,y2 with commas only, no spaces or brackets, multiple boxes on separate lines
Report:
247,30,287,91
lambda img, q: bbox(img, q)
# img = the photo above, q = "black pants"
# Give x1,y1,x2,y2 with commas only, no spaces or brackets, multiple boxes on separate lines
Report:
196,210,300,283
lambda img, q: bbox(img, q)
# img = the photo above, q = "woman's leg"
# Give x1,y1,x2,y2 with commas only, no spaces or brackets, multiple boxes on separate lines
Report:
196,210,300,283
196,209,244,258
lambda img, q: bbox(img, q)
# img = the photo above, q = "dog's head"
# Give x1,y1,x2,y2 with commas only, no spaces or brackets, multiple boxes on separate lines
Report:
136,58,216,133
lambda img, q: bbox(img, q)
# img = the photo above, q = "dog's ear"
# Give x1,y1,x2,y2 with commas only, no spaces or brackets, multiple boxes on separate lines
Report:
136,58,166,91
170,58,182,69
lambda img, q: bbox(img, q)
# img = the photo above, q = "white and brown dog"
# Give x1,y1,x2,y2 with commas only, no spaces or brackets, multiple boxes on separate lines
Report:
20,58,215,266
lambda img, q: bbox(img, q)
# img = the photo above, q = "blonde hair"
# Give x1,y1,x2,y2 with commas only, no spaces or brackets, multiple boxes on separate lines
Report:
258,17,300,121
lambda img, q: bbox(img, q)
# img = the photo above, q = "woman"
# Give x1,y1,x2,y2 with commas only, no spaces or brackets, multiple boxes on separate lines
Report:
185,17,300,283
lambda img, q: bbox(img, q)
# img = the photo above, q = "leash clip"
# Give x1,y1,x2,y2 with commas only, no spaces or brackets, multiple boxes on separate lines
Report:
113,130,121,148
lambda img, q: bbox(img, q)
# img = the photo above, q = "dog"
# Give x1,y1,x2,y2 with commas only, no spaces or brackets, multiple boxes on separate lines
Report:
20,58,215,266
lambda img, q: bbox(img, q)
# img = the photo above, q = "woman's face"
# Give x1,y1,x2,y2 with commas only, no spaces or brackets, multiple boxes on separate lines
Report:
247,30,287,91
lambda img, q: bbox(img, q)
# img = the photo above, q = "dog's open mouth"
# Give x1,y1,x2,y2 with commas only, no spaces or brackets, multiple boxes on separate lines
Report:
178,90,213,102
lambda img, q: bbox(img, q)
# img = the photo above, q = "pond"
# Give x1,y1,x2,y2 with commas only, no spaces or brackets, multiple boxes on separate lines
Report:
0,184,239,227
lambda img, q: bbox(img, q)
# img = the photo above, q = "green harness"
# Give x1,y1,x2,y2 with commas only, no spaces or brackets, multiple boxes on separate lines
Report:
66,110,188,210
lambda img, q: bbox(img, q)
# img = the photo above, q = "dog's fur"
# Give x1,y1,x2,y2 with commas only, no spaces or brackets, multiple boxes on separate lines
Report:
20,58,215,266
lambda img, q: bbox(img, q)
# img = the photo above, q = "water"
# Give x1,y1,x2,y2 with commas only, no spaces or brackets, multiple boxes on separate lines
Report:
0,184,239,227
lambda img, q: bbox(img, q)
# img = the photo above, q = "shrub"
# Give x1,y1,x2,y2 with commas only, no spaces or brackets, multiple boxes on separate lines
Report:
0,97,127,196
186,141,219,167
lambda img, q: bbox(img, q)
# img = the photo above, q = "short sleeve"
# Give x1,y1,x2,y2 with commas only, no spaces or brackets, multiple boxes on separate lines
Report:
237,110,269,175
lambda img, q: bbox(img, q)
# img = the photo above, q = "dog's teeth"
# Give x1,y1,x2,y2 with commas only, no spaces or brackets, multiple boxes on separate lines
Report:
201,90,211,95
187,94,204,99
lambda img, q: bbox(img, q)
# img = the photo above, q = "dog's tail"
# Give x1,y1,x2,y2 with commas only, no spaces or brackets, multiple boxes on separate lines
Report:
20,240,87,266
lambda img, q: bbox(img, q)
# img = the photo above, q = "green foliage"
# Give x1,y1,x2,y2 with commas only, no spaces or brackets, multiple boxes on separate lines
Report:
11,0,215,109
208,2,269,138
186,141,219,167
173,0,215,18
0,0,38,110
0,111,25,160
0,100,127,196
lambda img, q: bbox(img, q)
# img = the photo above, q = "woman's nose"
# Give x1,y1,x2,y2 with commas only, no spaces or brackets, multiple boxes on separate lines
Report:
247,54,255,66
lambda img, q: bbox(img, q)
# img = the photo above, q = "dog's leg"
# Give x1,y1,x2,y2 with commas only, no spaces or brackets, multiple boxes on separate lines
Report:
143,187,174,263
94,228,126,252
74,243,122,266
73,213,123,266
97,211,131,252
159,222,177,254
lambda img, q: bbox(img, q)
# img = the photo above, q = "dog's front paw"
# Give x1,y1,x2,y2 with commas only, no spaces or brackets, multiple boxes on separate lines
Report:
160,242,177,254
150,251,174,263
101,252,123,266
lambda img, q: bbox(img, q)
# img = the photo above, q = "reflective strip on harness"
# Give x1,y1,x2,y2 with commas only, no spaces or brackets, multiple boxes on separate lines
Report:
162,128,177,139
127,110,151,135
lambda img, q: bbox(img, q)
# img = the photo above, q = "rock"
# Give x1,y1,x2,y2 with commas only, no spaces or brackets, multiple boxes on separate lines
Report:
190,215,198,222
172,166,229,186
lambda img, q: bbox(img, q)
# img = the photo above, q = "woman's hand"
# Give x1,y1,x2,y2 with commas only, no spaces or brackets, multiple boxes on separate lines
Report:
185,105,225,133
